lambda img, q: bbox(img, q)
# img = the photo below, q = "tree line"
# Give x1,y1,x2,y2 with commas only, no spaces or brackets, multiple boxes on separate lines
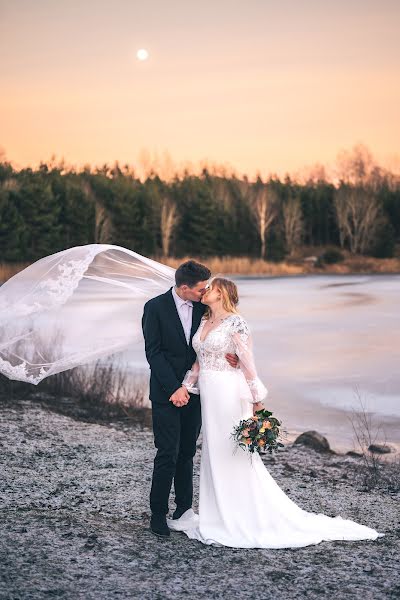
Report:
0,146,399,263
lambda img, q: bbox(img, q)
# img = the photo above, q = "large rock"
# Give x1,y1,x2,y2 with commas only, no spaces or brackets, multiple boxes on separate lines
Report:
368,443,392,454
294,430,332,453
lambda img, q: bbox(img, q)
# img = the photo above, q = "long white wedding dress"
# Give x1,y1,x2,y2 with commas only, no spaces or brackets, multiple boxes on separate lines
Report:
167,313,384,548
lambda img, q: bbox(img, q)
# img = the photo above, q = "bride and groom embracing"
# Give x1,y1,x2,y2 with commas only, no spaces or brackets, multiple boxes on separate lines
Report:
142,260,384,548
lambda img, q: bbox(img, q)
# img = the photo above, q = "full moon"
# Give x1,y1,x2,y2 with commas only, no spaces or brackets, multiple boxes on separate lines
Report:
136,48,149,61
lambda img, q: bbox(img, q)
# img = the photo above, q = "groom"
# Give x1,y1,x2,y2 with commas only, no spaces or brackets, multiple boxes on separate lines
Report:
142,260,238,537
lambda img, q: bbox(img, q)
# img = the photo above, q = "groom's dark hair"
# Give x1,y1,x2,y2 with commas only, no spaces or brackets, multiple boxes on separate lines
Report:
175,260,211,288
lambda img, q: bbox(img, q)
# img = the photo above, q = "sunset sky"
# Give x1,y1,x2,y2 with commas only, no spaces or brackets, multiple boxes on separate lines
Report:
0,0,399,178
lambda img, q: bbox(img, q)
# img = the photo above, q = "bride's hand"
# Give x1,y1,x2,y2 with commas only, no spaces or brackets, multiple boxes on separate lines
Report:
253,402,264,415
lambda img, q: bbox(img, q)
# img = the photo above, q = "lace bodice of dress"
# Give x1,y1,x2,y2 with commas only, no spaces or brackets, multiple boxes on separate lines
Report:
183,313,268,403
193,314,244,372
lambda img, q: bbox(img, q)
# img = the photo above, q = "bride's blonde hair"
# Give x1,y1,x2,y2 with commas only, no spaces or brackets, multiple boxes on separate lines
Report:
204,277,239,319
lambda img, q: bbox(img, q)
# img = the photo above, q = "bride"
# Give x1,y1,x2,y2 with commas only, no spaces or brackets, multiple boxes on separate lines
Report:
168,276,384,548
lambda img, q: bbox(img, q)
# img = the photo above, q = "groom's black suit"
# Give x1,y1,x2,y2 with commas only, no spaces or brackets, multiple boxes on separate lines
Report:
142,287,206,516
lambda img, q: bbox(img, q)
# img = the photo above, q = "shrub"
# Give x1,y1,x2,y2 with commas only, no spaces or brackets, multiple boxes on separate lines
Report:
321,248,345,264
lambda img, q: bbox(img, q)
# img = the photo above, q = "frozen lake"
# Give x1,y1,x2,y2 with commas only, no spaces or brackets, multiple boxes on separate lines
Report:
125,273,400,452
231,274,400,452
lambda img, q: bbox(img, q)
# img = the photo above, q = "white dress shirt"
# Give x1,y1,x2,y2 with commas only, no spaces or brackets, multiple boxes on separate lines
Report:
171,286,193,345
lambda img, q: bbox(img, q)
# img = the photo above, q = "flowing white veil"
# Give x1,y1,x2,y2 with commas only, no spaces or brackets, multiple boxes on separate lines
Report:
0,244,175,384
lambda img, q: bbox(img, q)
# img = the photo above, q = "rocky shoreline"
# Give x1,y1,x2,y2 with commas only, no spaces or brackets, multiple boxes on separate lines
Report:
1,397,399,599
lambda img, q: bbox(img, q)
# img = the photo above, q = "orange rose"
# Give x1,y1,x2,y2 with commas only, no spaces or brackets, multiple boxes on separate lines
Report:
258,439,266,447
265,421,272,429
245,438,252,445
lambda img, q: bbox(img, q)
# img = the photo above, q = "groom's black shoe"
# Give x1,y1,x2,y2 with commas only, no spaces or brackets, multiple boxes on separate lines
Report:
172,506,191,520
150,514,170,538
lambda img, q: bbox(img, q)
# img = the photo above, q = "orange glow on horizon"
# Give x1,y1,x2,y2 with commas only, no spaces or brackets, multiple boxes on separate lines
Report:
0,1,399,179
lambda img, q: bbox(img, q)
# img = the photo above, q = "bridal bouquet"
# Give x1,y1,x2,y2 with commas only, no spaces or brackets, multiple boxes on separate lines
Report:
231,409,284,455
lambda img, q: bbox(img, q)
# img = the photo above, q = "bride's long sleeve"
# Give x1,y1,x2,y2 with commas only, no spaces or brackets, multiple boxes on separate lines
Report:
182,359,200,395
232,316,268,404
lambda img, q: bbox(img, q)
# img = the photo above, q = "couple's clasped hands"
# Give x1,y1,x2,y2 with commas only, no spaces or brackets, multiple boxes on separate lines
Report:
169,385,190,407
169,352,239,407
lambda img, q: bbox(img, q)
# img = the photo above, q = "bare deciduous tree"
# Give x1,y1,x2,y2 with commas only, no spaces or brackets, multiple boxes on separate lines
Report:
94,203,112,244
138,149,177,182
242,181,278,259
1,177,20,192
210,176,234,211
336,144,384,190
283,195,303,256
82,181,112,243
334,186,382,254
160,196,178,257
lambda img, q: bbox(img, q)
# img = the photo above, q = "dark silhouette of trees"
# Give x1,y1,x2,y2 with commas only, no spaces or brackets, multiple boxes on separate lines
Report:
0,146,398,263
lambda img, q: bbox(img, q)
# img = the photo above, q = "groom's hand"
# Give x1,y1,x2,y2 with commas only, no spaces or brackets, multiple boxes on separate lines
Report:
225,353,239,368
169,386,190,407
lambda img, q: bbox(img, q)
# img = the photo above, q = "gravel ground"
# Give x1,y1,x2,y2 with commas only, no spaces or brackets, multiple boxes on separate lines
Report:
0,397,399,600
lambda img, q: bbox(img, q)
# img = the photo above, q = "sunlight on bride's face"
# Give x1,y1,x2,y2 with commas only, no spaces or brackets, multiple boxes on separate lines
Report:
200,284,221,306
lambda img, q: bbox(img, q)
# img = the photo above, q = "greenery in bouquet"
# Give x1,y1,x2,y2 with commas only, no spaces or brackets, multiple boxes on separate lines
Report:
231,408,284,455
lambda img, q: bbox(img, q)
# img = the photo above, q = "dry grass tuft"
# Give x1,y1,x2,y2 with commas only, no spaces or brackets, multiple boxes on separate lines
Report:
349,387,400,493
1,251,400,283
0,262,31,282
161,252,400,276
0,359,150,424
163,255,309,275
42,360,147,406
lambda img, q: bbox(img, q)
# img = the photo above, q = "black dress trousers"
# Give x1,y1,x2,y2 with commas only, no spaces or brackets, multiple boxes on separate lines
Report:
142,288,205,516
150,394,201,515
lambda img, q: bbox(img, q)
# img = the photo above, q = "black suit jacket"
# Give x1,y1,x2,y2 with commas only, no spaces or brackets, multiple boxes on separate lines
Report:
142,287,206,404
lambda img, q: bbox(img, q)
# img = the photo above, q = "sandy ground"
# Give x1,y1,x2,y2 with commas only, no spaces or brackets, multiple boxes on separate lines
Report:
0,397,399,600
